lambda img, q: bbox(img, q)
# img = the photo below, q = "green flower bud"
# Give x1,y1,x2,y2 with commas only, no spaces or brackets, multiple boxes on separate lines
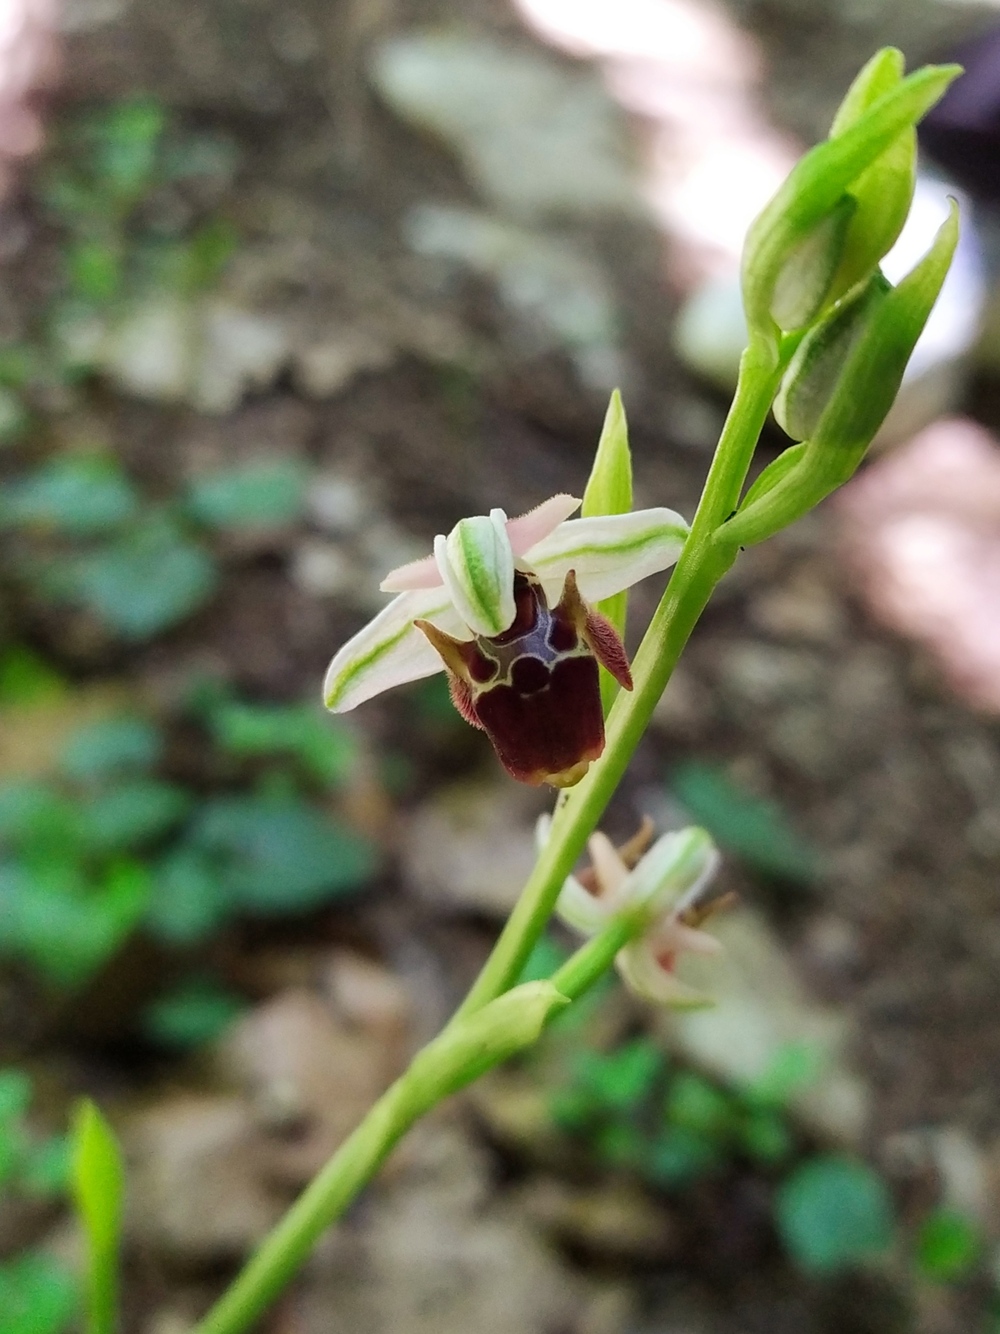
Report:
722,200,959,549
774,270,892,441
741,55,960,344
827,48,916,299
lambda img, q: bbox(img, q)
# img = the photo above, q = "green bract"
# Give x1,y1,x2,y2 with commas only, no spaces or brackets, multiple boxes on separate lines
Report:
582,389,634,712
741,56,960,345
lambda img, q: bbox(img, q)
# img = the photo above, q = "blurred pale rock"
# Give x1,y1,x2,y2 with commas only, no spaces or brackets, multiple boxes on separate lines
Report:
214,985,408,1186
405,202,624,392
837,417,1000,713
126,1094,283,1266
292,329,395,398
402,782,544,917
86,296,292,413
514,1177,676,1262
296,1118,627,1334
371,31,641,224
659,907,871,1147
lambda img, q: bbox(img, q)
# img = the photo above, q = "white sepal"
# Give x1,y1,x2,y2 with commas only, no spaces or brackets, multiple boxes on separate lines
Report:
615,939,714,1009
435,509,516,637
523,508,689,605
323,589,467,713
621,827,720,922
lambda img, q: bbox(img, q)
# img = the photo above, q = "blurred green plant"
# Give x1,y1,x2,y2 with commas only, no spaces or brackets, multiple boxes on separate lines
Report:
775,1154,895,1272
71,1101,124,1334
0,452,308,640
547,1034,818,1189
0,686,375,988
671,760,820,885
0,1071,76,1334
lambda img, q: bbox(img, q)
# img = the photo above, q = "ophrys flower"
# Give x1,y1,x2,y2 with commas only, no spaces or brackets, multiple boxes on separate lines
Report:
323,494,688,786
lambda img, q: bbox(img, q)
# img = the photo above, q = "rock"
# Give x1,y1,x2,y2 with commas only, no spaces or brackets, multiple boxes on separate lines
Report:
190,301,291,414
290,538,360,599
295,1119,629,1334
306,473,375,536
213,986,408,1187
401,782,545,917
292,329,394,398
515,1176,677,1263
405,203,624,391
371,32,641,223
125,1094,283,1267
658,907,871,1148
101,296,197,402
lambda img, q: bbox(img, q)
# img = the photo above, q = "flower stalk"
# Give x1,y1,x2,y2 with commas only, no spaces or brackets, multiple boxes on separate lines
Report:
192,49,960,1334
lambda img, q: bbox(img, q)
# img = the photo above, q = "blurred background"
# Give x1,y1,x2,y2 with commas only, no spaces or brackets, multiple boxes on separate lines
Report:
3,0,1000,1331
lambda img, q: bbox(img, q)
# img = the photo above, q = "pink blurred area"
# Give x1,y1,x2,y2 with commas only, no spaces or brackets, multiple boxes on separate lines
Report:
837,420,1000,714
0,0,59,193
513,0,797,284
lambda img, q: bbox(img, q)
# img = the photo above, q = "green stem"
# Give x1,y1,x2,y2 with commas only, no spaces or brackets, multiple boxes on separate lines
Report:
454,338,783,1018
193,338,784,1334
194,919,642,1334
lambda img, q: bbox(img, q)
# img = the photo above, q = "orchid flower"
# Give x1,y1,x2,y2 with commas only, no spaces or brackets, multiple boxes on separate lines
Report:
323,494,688,787
540,816,725,1007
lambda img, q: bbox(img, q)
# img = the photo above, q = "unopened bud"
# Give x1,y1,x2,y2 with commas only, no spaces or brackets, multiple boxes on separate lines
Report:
741,55,960,344
774,271,891,441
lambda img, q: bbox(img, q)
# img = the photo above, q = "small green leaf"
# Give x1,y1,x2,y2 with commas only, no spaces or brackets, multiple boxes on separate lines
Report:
81,780,190,852
146,846,229,944
915,1208,980,1283
0,1070,33,1125
0,648,67,706
67,241,123,305
186,459,307,530
671,761,819,884
0,455,138,536
208,700,357,786
60,717,163,783
0,1252,77,1334
738,1109,793,1165
144,979,245,1049
191,795,376,913
20,1135,72,1197
74,519,217,639
71,1100,124,1334
664,1072,735,1139
93,96,166,204
647,1125,720,1187
776,1155,895,1273
577,1039,663,1114
744,1041,824,1108
2,859,149,988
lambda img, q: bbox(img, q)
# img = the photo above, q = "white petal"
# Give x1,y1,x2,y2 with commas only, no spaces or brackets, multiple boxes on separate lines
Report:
586,831,629,901
323,590,467,713
505,494,581,556
436,509,516,637
555,874,610,936
615,940,713,1009
523,508,689,604
622,828,719,920
380,552,442,592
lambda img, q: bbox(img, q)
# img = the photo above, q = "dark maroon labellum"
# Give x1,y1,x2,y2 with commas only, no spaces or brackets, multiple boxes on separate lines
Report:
415,571,632,788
